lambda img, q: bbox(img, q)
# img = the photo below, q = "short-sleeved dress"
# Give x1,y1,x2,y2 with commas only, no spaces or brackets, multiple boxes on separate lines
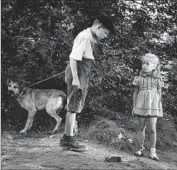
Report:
132,74,163,117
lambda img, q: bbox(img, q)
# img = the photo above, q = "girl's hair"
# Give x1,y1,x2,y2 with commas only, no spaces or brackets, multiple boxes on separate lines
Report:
142,53,159,65
141,53,161,78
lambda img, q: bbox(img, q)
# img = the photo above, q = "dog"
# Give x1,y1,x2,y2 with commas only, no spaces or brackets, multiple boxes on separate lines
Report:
7,79,77,134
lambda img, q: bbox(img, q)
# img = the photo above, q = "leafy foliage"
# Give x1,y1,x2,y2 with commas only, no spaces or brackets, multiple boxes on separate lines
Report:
1,0,177,129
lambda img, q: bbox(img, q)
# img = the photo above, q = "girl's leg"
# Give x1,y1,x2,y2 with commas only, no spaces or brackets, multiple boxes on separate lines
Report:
135,117,146,156
149,117,159,160
138,117,147,148
149,117,157,148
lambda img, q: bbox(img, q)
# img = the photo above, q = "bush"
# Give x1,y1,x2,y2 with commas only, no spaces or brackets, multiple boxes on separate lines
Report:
2,0,177,130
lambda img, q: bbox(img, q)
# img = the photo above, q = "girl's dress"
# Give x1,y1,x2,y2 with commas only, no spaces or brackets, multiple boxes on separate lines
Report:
133,72,163,117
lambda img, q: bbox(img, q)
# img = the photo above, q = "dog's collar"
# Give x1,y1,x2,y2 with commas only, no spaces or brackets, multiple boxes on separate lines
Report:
14,87,28,99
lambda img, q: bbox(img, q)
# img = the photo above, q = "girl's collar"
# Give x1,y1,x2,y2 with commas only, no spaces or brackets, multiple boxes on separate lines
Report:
139,70,162,79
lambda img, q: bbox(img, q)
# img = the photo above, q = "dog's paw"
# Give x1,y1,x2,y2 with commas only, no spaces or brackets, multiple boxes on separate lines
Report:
20,129,27,134
48,130,54,135
52,129,60,134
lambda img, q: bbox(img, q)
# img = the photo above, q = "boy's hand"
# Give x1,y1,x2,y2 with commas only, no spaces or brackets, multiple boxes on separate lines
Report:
72,78,81,88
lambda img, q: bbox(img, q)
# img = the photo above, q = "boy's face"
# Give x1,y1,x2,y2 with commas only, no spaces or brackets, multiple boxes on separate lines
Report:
142,59,157,73
95,26,110,40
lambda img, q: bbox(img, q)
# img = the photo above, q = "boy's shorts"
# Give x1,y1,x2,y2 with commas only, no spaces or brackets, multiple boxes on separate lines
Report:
67,82,88,113
65,58,93,113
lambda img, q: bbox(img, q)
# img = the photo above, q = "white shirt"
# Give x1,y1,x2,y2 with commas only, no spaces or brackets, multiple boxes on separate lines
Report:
69,28,96,61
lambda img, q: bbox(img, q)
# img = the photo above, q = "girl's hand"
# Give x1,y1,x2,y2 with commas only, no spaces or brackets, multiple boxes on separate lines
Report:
132,108,135,116
72,78,81,89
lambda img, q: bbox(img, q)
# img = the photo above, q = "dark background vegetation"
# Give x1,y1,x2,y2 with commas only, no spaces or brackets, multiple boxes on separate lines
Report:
1,0,177,133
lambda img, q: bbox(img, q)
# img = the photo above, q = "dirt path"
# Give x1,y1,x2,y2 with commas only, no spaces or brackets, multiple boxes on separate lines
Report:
1,130,177,170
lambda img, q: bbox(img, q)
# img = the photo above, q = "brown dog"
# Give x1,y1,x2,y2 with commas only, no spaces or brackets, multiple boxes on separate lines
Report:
7,79,77,134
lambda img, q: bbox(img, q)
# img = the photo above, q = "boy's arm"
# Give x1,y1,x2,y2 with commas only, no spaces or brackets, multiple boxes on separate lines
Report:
157,79,163,100
70,58,80,88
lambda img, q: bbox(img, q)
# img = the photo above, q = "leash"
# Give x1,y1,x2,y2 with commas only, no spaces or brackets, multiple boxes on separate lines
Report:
27,70,65,88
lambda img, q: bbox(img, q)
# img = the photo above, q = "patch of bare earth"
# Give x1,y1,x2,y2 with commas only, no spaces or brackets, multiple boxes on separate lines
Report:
1,129,177,170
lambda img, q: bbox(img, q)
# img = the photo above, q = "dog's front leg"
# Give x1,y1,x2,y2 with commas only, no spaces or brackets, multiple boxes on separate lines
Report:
20,111,36,134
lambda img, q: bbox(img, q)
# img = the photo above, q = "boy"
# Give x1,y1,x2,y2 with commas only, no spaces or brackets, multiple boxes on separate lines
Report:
60,15,115,152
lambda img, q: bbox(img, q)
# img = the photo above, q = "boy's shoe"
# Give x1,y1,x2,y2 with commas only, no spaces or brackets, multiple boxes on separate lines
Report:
134,146,145,157
149,148,159,161
60,134,88,152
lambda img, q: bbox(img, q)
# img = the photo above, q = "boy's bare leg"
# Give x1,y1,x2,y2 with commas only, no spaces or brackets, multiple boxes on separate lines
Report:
60,111,88,152
65,112,76,136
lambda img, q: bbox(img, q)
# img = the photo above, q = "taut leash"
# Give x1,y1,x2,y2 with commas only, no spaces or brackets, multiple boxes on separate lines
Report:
27,70,65,88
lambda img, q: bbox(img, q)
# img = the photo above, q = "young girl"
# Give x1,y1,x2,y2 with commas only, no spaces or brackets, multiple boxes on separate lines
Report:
132,53,163,161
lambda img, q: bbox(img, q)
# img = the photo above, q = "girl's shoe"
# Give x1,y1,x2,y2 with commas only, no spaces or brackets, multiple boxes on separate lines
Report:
134,146,145,157
149,148,159,161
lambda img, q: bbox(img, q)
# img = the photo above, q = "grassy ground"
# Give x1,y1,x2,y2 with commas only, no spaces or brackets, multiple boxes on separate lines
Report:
1,107,177,169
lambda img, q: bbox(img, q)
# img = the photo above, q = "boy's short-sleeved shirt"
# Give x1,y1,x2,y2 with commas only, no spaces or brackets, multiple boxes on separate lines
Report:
69,28,96,61
65,28,97,89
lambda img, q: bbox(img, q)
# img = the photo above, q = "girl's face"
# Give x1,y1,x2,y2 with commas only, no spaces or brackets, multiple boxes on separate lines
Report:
142,59,157,73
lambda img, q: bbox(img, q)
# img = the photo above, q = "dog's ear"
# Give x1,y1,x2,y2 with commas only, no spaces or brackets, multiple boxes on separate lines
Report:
7,78,11,85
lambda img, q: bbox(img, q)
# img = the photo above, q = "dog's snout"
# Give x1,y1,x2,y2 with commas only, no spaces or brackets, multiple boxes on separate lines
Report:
8,90,15,96
8,90,13,94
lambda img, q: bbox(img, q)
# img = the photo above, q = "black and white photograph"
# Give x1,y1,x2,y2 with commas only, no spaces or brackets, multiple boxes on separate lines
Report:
1,0,177,169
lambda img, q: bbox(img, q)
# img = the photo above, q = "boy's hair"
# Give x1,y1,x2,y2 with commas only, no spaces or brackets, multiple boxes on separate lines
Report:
96,15,115,33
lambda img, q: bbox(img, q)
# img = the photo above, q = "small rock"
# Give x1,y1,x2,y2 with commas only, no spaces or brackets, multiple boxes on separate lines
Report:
105,156,121,162
128,138,133,144
118,133,123,140
6,135,13,140
17,141,26,145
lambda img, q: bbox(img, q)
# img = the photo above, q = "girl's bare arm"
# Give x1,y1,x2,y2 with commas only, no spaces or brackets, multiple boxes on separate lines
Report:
157,88,162,100
133,88,139,107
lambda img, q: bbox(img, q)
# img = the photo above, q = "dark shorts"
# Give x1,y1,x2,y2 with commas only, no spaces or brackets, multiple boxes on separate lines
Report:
65,58,93,113
67,82,88,113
